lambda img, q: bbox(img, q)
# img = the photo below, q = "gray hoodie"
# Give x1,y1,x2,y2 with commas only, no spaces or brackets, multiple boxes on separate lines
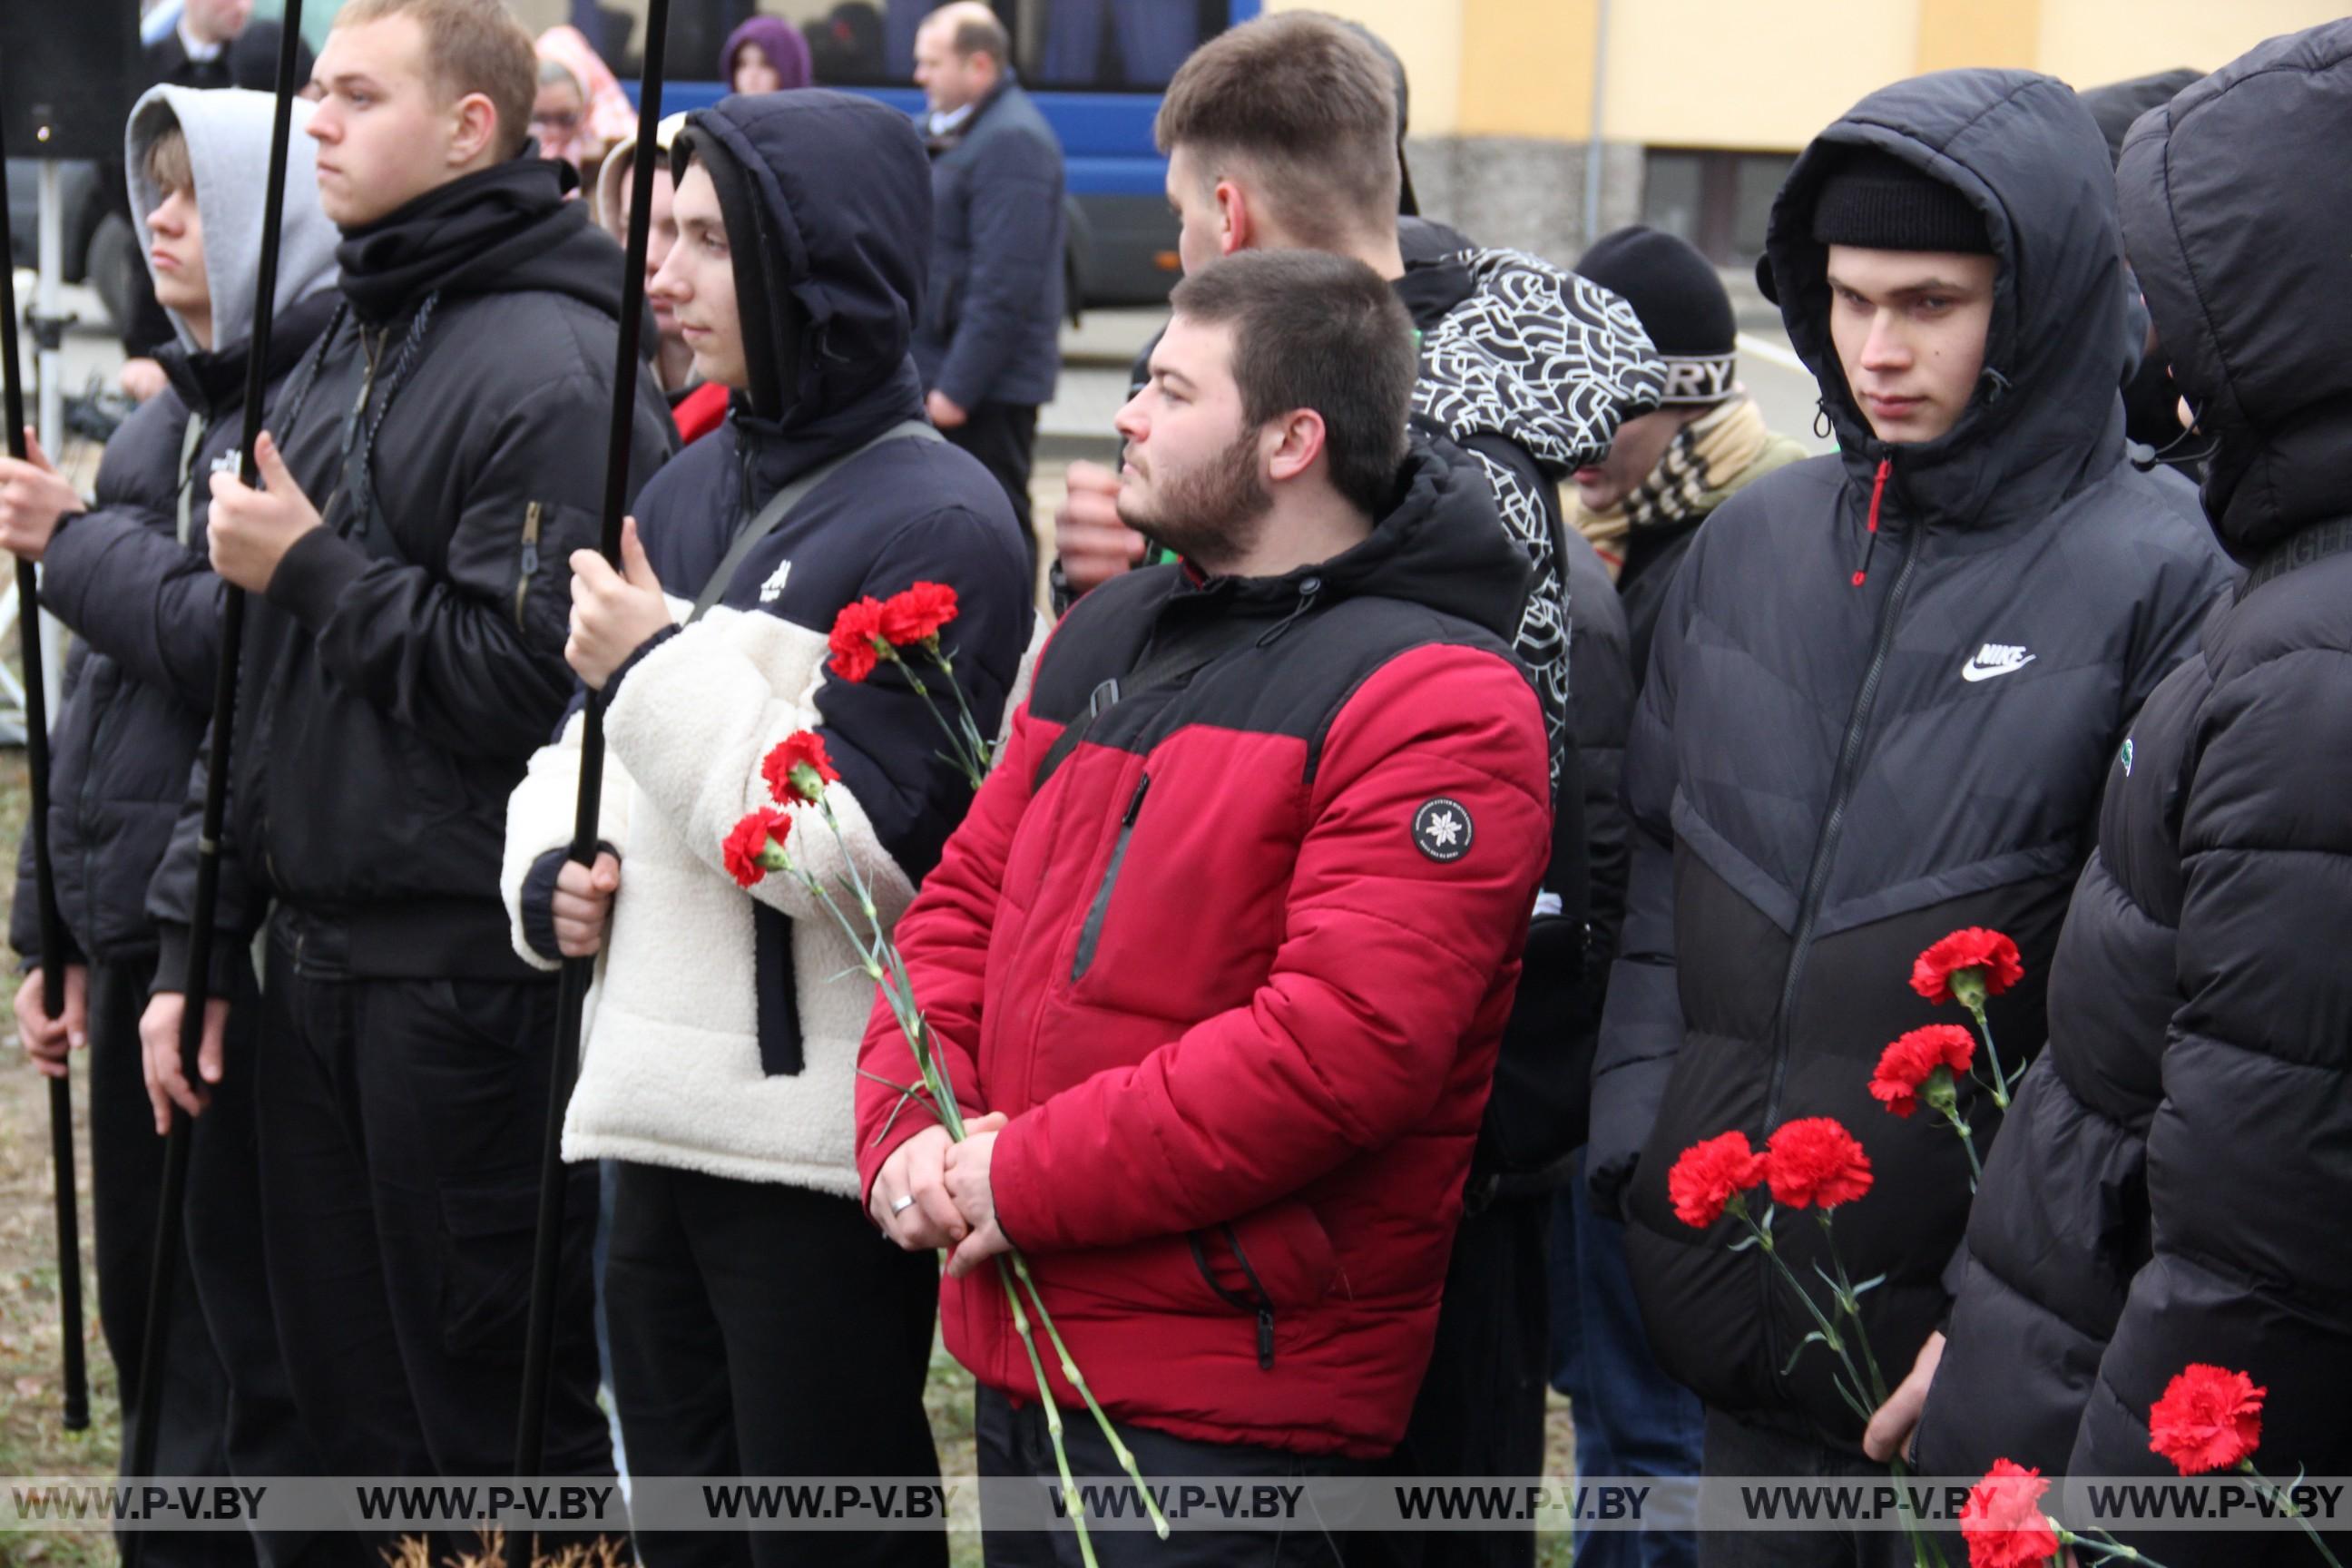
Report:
125,84,340,352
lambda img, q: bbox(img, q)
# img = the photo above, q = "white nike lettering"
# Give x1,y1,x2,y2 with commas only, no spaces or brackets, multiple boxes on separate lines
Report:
1960,642,2037,682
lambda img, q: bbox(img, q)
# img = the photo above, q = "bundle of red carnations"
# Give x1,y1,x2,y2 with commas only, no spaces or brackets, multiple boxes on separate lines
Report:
1870,927,2028,1190
1671,1119,1948,1566
724,731,1164,1565
826,581,997,789
1960,1365,2340,1567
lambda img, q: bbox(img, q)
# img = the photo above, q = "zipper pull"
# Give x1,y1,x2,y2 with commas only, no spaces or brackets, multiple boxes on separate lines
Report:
1256,1307,1275,1371
1852,458,1890,587
1122,772,1152,826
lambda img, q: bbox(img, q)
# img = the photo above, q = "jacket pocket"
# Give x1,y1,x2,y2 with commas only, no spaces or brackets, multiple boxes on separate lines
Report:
1187,1198,1342,1370
1071,771,1149,980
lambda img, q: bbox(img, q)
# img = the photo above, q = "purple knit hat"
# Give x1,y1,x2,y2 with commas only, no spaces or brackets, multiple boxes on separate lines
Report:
721,15,813,91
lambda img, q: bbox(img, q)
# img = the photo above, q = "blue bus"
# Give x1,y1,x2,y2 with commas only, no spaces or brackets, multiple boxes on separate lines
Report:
608,0,1264,307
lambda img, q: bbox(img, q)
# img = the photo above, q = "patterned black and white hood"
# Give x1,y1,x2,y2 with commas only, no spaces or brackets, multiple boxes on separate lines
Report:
1410,248,1662,790
1414,247,1665,477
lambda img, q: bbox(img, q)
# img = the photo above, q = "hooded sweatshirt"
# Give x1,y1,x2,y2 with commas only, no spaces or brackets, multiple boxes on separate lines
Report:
145,150,676,990
1922,34,2352,1550
12,87,340,970
501,90,1034,1194
1584,69,2234,1451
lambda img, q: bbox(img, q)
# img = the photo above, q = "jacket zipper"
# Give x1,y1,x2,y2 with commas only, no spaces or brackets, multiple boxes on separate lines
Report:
514,502,544,629
1757,458,1924,1388
1070,771,1149,980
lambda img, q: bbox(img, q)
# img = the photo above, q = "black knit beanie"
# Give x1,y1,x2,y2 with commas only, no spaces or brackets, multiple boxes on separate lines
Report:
1810,148,1991,255
1577,225,1739,405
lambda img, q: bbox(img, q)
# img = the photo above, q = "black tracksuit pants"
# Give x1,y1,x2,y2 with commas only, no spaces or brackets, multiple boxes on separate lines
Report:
254,906,608,1563
90,952,314,1567
977,1387,1364,1566
602,1161,946,1568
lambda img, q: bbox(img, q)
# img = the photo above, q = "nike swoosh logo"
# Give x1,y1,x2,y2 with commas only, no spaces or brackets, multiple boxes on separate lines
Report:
1960,654,2036,682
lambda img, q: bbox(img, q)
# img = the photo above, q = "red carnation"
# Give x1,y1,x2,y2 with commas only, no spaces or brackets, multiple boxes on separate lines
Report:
2148,1364,2266,1476
761,730,839,805
1960,1460,2060,1568
1763,1118,1873,1210
1667,1132,1765,1230
879,581,959,646
1870,1024,1977,1118
721,807,793,888
1912,927,2025,1006
828,597,888,682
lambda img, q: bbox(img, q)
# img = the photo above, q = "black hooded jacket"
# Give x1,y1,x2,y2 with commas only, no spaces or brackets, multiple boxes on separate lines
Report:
146,156,676,987
514,92,1031,1073
1584,69,2234,1448
11,292,340,969
1922,34,2352,1558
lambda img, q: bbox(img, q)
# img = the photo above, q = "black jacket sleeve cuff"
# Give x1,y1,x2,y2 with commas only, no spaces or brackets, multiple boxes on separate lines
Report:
151,922,253,1000
520,840,619,965
264,525,373,632
603,624,680,701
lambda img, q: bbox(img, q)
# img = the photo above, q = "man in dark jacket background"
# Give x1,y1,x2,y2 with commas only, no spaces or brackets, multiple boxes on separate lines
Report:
136,0,672,1526
910,2,1064,556
1922,28,2352,1566
1586,69,2232,1564
1569,227,1810,683
2,84,335,1568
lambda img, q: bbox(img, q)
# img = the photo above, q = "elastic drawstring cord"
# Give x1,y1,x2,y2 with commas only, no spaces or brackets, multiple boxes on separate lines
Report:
1852,457,1890,588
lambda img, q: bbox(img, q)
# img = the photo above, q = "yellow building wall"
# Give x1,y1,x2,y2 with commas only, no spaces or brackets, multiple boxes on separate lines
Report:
1285,0,2346,150
2037,0,2341,88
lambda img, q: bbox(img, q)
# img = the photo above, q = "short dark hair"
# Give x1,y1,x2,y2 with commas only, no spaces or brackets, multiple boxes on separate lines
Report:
143,118,193,197
1155,13,1398,248
1170,250,1416,518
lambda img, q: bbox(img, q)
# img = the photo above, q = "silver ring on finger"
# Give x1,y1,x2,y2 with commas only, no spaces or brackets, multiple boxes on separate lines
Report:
890,1193,916,1216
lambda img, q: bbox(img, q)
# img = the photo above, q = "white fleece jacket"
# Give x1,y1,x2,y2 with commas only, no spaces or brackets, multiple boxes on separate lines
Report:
501,598,1043,1195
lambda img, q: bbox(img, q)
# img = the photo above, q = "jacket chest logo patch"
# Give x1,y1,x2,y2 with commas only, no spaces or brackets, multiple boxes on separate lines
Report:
1960,642,2036,682
757,558,793,604
1413,798,1474,863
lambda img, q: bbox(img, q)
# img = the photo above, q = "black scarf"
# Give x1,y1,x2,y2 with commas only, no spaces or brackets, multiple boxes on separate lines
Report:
334,155,582,323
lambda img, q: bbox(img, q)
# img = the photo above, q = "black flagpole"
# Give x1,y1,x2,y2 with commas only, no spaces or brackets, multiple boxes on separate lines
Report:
515,0,671,1481
124,0,307,1512
0,104,91,1438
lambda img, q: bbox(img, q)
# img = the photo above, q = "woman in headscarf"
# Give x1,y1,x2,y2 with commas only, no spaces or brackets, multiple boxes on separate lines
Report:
720,15,814,93
533,24,637,176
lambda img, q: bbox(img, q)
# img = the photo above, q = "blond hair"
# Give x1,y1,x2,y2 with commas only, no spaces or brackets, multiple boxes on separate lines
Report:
335,0,538,162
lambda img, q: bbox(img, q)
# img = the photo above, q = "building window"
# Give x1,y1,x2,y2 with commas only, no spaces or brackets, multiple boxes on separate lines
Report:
1640,147,1796,267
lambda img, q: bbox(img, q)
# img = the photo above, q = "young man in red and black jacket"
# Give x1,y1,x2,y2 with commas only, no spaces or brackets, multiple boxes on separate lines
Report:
857,250,1554,1563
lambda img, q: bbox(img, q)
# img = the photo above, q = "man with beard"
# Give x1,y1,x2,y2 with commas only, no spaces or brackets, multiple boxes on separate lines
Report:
858,250,1554,1564
138,0,672,1532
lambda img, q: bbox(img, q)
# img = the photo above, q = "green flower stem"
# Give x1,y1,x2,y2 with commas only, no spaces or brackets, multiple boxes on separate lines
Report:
1964,996,2012,1110
927,645,995,769
1011,1254,1171,1539
1001,1258,1097,1567
2058,1526,2151,1563
1814,1212,1890,1406
1940,1108,1984,1188
886,648,989,790
771,798,1161,1544
2240,1462,2346,1568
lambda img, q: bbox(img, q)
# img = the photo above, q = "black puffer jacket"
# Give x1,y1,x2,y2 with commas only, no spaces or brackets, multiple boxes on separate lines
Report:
11,292,339,969
147,156,676,988
1585,69,2234,1448
1923,34,2352,1558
